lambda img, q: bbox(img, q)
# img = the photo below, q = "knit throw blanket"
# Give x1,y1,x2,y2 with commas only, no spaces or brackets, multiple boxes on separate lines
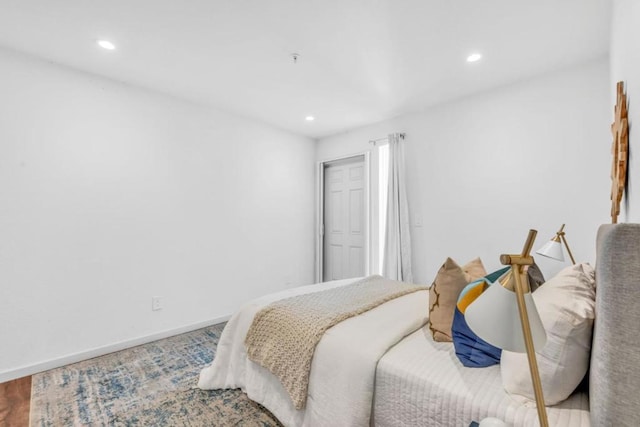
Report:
244,275,427,409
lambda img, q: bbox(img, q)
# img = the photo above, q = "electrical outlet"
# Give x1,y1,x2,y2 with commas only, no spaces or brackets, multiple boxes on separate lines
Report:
152,296,163,311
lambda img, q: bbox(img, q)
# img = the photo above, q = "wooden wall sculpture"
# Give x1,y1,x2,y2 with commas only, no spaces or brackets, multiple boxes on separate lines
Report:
611,81,629,224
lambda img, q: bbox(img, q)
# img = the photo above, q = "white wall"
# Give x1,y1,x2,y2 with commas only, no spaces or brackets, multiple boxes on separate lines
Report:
0,47,315,380
611,0,640,222
317,59,610,285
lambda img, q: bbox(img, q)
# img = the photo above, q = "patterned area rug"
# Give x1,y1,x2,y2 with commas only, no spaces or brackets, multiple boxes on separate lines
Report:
30,323,282,426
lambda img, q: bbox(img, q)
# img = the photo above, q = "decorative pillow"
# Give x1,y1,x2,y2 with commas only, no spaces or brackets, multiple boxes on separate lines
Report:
526,263,546,292
452,267,510,367
462,257,487,283
429,257,487,342
500,263,596,405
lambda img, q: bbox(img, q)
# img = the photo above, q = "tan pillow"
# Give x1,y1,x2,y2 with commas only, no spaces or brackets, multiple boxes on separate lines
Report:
462,257,486,283
429,257,486,342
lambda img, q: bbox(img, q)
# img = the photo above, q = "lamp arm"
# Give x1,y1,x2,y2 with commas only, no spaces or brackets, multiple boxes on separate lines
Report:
501,229,549,427
512,268,549,427
521,229,537,257
560,234,576,265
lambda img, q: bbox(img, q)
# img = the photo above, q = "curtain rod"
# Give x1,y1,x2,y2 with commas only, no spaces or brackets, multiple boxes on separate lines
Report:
368,133,406,145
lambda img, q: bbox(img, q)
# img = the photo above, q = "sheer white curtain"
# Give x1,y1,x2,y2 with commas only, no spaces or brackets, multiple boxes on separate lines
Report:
383,133,413,282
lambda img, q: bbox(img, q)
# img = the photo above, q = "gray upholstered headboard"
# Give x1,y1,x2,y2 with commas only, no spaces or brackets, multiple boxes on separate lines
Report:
591,224,640,426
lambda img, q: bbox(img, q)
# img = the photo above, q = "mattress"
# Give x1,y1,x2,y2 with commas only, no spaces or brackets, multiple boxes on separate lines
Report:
373,327,590,427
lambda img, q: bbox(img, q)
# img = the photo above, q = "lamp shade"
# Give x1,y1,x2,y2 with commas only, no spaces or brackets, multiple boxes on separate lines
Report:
465,281,546,353
536,239,565,262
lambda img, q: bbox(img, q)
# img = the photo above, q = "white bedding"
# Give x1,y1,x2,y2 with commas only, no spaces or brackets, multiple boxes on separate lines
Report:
198,277,429,427
373,327,590,427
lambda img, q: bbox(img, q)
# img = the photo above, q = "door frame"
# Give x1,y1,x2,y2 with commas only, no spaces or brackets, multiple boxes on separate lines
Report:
316,151,371,283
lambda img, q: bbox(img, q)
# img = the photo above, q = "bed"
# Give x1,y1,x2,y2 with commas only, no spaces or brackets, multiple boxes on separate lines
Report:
199,224,640,426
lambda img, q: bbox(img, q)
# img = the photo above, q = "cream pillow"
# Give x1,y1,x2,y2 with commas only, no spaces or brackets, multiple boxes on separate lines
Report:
500,263,596,405
429,257,486,342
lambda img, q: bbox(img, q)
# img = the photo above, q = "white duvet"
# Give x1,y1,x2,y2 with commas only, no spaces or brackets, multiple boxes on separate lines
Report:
198,278,429,427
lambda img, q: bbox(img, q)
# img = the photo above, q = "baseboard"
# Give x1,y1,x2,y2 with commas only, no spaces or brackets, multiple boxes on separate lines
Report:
0,314,231,383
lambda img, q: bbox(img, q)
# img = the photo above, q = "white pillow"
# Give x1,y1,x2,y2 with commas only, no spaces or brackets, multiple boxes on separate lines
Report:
500,263,596,406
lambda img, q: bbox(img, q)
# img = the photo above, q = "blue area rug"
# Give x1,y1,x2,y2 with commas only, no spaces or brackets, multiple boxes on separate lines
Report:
30,323,282,426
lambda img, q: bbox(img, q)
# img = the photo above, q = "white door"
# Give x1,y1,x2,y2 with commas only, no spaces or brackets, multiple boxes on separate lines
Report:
323,155,366,281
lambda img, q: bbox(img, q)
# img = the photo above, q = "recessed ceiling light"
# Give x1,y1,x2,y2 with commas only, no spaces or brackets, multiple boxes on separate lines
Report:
97,40,116,50
467,53,482,63
305,116,315,121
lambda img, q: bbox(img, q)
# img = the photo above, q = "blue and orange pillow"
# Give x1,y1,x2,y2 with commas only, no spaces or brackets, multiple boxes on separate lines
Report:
452,267,510,367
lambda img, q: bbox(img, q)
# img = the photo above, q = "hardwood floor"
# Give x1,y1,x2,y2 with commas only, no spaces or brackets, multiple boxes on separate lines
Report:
0,376,31,427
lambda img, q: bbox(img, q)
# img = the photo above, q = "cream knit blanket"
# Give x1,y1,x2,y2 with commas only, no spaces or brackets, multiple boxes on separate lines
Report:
244,275,427,409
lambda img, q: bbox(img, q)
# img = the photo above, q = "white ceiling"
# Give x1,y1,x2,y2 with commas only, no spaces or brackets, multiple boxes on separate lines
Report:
0,0,611,139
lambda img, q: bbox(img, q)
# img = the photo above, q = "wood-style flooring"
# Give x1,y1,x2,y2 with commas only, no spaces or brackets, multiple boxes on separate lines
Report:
0,376,31,427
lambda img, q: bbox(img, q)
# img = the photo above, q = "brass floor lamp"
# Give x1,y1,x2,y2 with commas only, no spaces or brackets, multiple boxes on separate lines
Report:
536,223,576,264
466,230,549,427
